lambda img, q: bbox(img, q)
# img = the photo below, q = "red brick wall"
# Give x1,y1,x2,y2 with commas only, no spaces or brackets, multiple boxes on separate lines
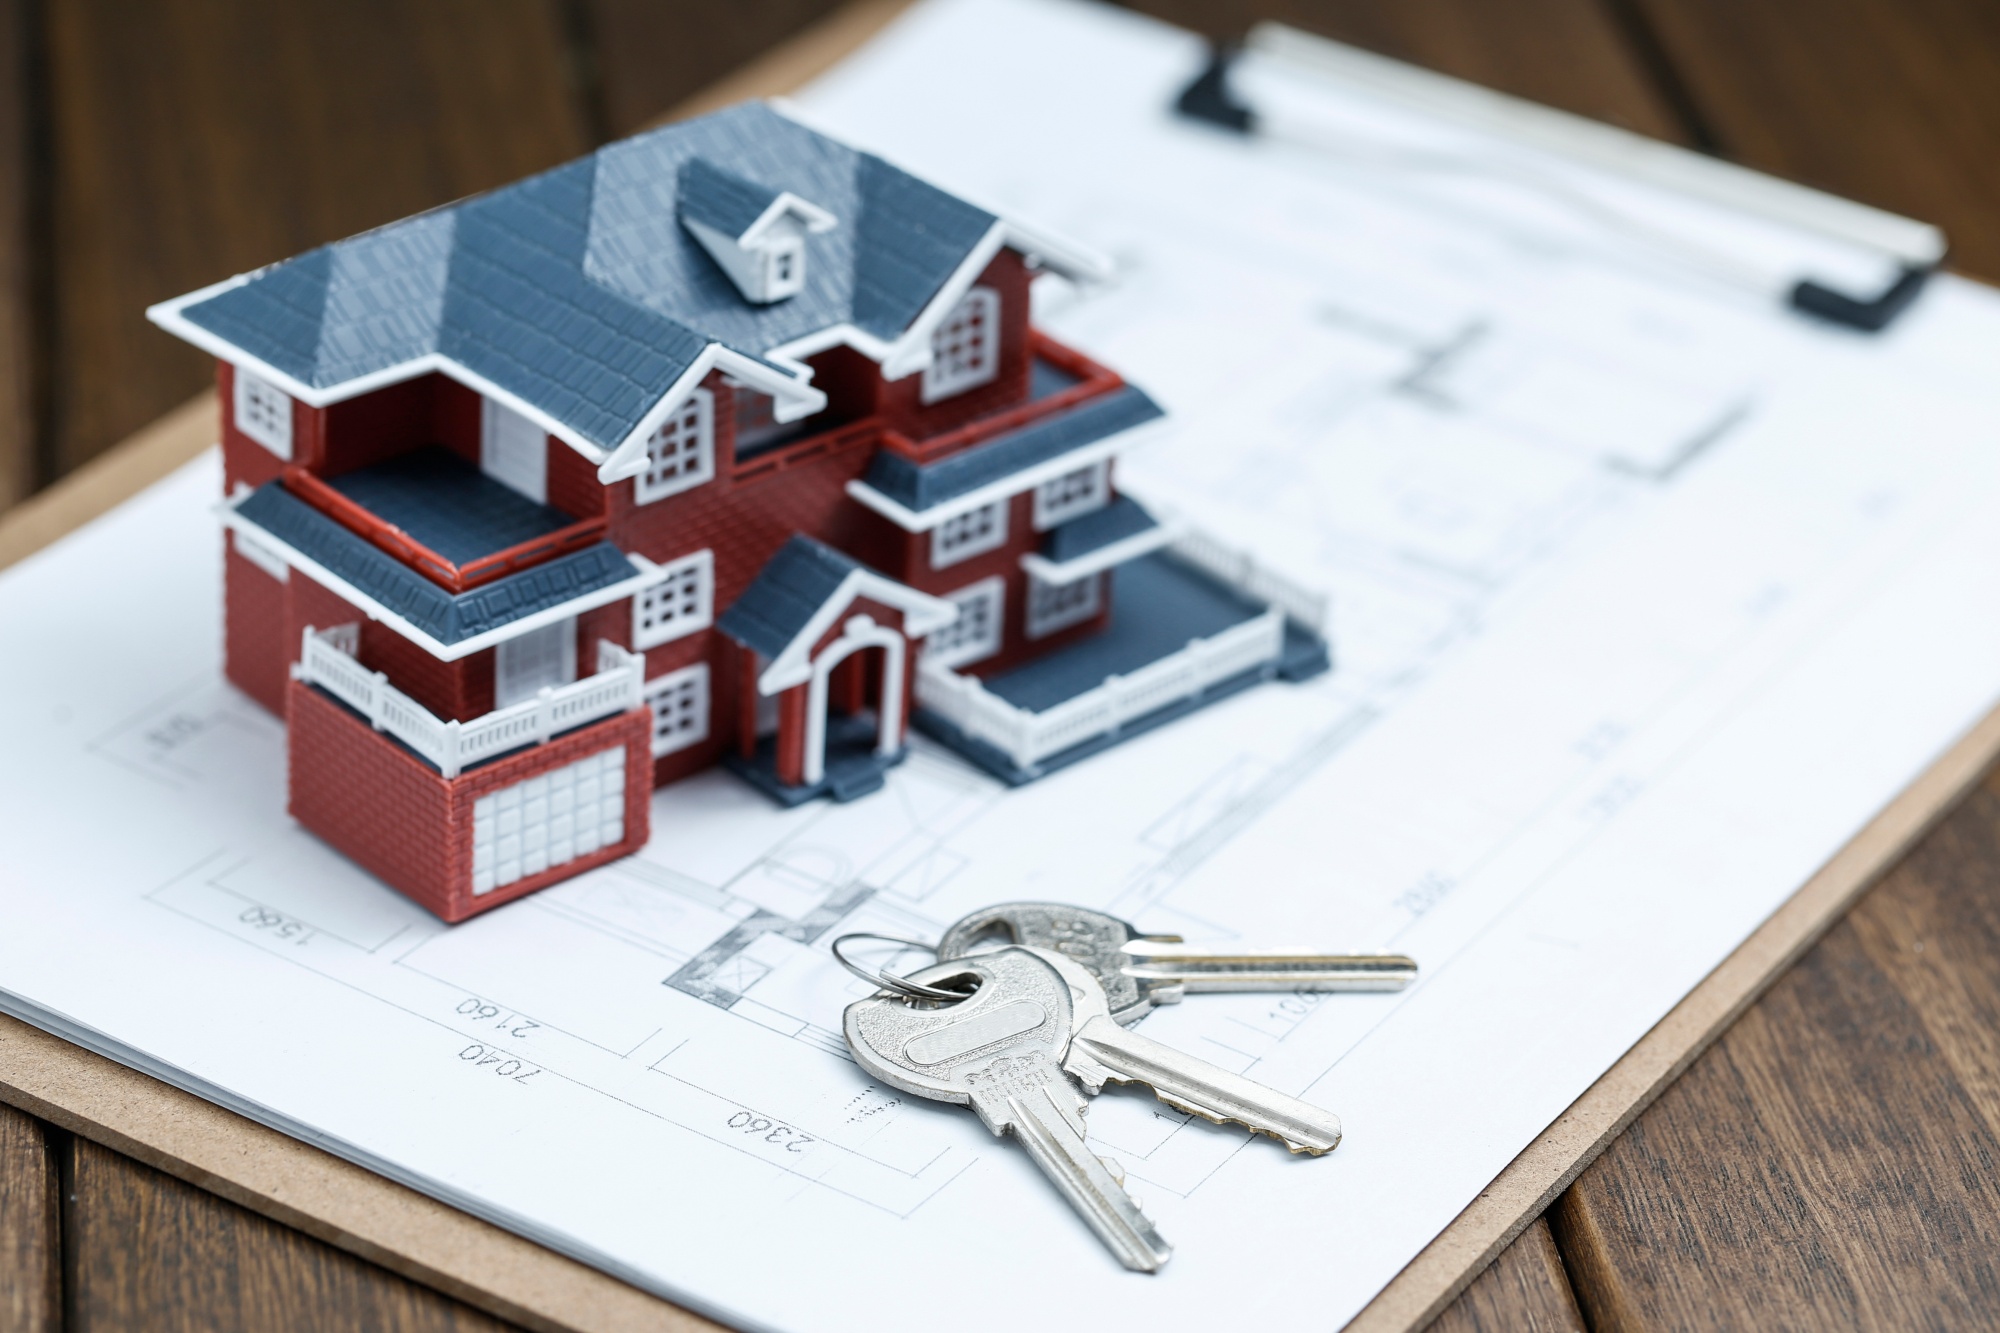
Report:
546,436,605,518
283,574,495,722
318,374,436,477
222,535,290,715
286,682,651,923
876,250,1035,442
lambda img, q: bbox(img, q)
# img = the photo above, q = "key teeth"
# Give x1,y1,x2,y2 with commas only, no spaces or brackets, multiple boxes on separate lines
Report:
1155,1092,1340,1155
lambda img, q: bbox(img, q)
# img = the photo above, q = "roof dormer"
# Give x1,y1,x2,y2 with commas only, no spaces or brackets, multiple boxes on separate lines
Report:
678,156,837,305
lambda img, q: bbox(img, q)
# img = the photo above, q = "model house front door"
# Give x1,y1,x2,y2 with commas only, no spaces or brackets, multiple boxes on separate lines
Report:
494,619,576,709
802,616,905,786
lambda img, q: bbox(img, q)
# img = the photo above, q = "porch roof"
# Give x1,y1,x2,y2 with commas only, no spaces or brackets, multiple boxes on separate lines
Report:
230,482,646,654
717,535,956,693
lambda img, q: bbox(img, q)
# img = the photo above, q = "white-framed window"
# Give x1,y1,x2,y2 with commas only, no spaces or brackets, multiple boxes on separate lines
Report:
470,746,627,894
1026,572,1103,639
927,577,1005,668
644,663,711,758
931,499,1008,568
233,367,293,459
632,550,714,648
921,286,1001,404
494,618,577,709
765,238,806,300
635,388,715,504
1033,461,1110,530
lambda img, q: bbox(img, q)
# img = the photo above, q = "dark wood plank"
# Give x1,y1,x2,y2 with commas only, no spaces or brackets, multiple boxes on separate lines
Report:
66,1135,524,1333
582,1,852,136
1625,0,2000,278
1550,770,2000,1330
1120,0,1690,138
0,0,36,513
1426,1218,1586,1333
0,1103,60,1333
43,0,593,481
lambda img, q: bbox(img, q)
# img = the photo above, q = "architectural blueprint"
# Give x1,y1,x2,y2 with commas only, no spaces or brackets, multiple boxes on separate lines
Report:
9,1,2000,1328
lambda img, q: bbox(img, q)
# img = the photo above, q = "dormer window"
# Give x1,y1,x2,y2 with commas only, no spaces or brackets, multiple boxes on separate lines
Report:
678,157,835,305
765,237,805,300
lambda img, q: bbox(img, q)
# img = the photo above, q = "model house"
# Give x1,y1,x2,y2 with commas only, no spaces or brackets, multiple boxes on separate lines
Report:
149,102,1328,923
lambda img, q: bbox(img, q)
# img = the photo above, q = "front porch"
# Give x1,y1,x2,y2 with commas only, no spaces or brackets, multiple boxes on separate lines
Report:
914,537,1331,785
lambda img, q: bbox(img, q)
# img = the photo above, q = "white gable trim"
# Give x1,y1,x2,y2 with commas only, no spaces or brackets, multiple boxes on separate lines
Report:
595,345,824,485
217,489,673,662
755,569,957,695
146,288,822,482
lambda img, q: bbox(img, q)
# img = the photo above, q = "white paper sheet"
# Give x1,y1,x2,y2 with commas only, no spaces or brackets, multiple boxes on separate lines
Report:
7,1,2000,1327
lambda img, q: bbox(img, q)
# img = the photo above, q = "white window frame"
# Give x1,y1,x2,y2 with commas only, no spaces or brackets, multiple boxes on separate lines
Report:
930,498,1009,569
494,618,577,709
1033,460,1110,531
921,286,1001,404
634,388,715,505
764,237,806,300
1026,572,1103,640
927,576,1005,668
632,550,714,649
643,663,711,758
233,367,293,459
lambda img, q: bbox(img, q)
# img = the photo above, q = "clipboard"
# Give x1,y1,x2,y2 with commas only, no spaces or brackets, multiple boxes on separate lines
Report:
0,5,1989,1330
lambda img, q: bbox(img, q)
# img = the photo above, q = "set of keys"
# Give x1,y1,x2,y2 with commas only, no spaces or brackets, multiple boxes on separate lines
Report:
836,902,1417,1272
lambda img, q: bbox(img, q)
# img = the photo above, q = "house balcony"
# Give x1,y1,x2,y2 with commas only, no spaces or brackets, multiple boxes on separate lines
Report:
727,331,1131,490
286,627,653,922
914,530,1332,784
284,446,605,592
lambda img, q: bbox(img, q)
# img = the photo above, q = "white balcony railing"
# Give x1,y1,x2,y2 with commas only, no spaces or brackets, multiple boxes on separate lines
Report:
917,606,1285,774
293,626,644,778
1164,527,1329,635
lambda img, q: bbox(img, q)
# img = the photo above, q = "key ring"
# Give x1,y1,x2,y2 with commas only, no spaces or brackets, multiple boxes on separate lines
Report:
830,932,976,1002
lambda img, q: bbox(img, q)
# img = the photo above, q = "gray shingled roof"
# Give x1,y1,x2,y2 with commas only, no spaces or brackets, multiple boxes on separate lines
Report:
716,536,864,659
172,102,996,457
235,483,640,645
862,386,1164,512
678,157,783,238
1042,495,1160,562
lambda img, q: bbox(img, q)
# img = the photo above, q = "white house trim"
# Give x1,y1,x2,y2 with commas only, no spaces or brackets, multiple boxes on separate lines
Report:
841,419,1165,533
754,570,956,695
1019,521,1176,584
802,614,905,786
217,490,674,662
146,294,824,483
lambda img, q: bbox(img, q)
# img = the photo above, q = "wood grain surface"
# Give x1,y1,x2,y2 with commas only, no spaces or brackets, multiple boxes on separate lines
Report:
1628,0,2000,280
0,0,35,511
2,1,2000,1330
0,1101,60,1333
1552,769,2000,1330
1427,1219,1585,1333
65,1136,516,1333
40,0,591,482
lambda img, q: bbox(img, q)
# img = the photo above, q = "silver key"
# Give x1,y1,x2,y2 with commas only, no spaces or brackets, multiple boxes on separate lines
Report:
843,947,1174,1272
1028,944,1344,1156
938,901,1417,1025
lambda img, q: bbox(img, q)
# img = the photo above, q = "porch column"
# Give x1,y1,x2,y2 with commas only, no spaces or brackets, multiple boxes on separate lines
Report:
774,685,810,787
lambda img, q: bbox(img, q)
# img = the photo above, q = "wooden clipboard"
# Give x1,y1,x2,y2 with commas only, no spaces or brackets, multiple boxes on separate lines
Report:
3,4,1995,1328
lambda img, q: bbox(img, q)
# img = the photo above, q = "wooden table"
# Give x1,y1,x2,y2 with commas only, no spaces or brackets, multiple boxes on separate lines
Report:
3,2,1999,1328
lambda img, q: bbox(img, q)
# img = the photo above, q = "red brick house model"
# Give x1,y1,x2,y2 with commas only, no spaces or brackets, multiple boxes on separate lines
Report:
149,102,1329,923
